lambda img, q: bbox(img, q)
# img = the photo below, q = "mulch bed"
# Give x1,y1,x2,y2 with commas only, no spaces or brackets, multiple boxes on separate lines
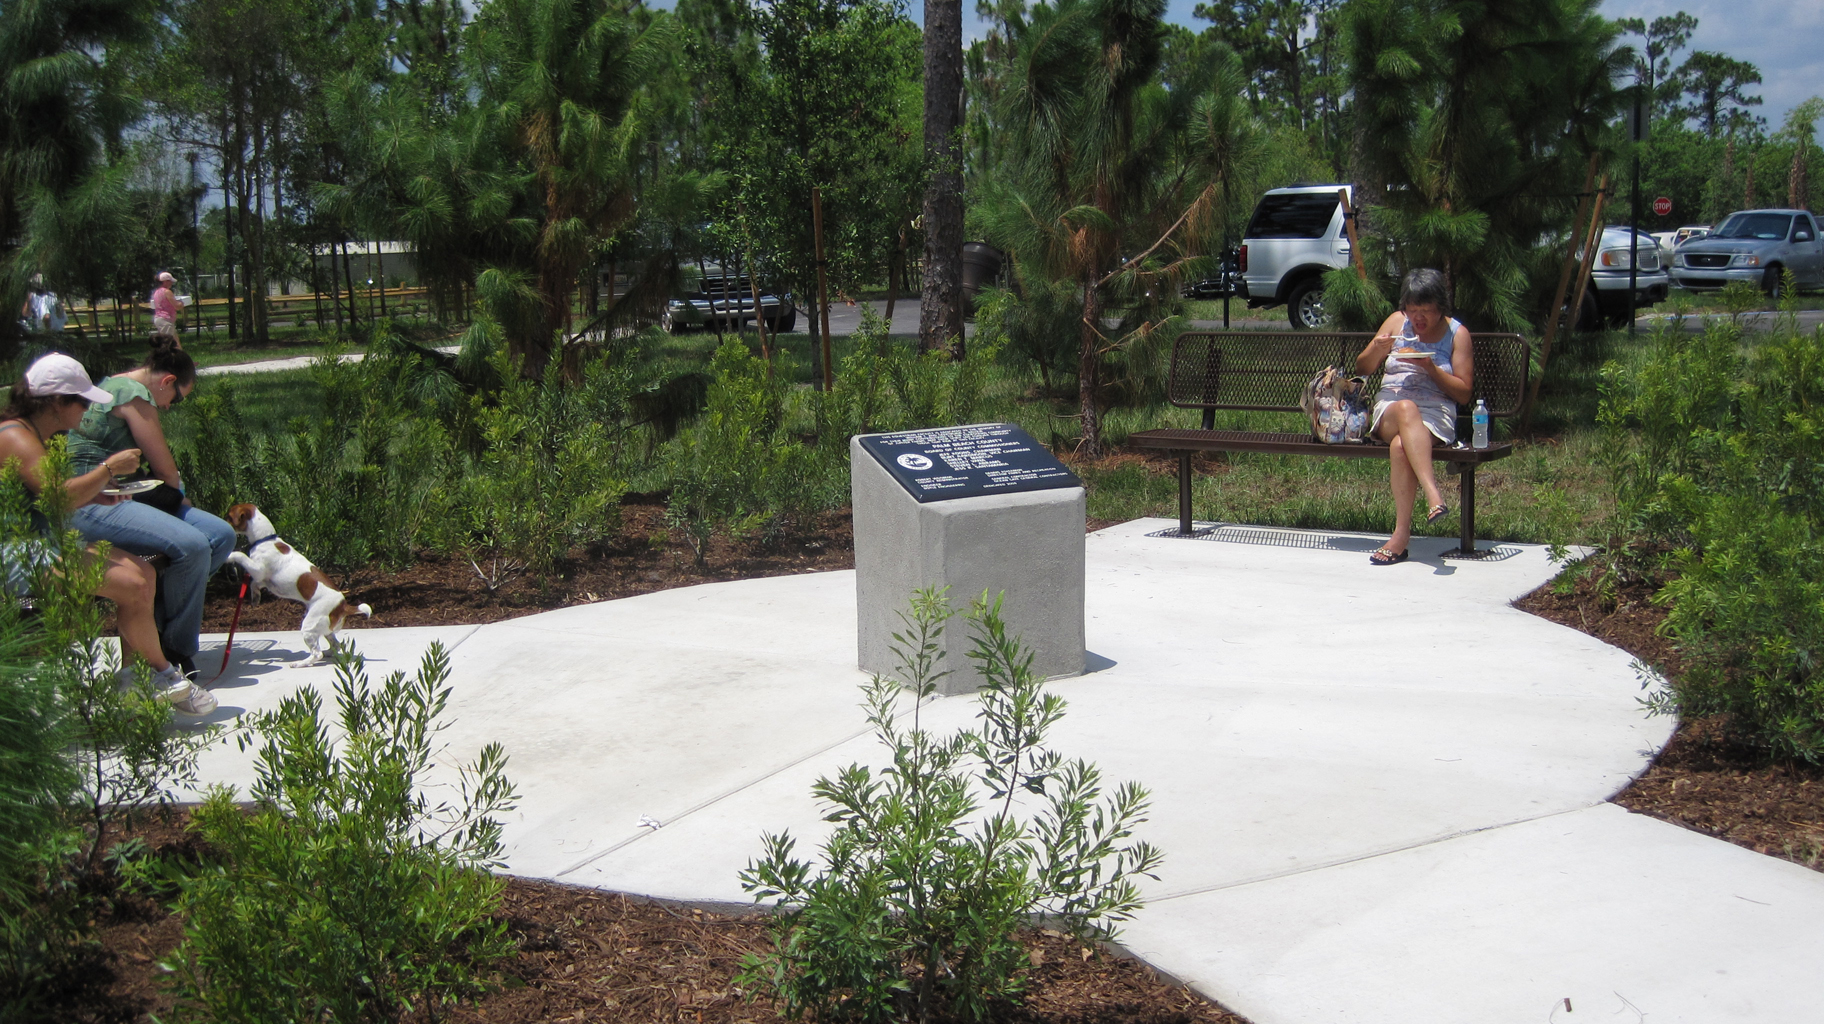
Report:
58,811,1246,1024
70,503,1248,1023
197,499,860,633
1514,562,1824,869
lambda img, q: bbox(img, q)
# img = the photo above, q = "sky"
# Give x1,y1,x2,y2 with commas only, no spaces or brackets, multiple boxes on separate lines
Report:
1598,0,1824,138
900,0,1823,142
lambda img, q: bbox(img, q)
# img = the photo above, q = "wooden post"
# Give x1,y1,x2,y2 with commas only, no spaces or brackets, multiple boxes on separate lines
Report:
1565,176,1611,339
813,186,833,391
1338,188,1367,280
1523,155,1600,427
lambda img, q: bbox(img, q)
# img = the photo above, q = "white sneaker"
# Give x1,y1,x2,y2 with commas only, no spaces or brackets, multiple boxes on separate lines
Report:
155,668,217,716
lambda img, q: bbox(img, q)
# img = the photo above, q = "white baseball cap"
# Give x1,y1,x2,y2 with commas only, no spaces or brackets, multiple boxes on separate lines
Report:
25,354,112,403
157,271,175,284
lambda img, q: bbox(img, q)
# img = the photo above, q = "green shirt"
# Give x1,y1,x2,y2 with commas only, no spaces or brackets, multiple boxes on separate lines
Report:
68,376,153,475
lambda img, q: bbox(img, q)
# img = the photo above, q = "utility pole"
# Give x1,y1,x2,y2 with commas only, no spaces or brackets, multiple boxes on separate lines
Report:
1629,85,1644,336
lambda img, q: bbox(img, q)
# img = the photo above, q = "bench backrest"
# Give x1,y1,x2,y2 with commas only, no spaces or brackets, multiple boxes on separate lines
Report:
1164,331,1531,418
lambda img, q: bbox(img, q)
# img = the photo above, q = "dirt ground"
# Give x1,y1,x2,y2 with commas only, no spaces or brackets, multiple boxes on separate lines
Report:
62,809,1247,1024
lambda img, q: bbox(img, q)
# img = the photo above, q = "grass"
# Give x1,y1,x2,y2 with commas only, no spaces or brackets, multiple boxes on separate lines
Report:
1645,286,1824,316
165,315,1684,551
1180,299,1289,323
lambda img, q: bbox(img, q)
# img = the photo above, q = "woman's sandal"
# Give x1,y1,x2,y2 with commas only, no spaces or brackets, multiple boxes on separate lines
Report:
1426,503,1450,524
1369,547,1409,566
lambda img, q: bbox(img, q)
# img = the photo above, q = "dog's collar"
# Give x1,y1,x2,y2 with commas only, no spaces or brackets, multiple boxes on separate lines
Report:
245,534,281,552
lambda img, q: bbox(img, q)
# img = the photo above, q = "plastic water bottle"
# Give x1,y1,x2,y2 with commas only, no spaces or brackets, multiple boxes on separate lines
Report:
1472,399,1490,449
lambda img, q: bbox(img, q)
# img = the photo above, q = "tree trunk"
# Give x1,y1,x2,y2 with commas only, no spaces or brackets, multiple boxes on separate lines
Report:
919,0,965,358
1077,271,1103,458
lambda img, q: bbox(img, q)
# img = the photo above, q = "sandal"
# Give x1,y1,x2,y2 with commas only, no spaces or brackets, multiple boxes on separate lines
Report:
1369,547,1409,566
1426,503,1450,524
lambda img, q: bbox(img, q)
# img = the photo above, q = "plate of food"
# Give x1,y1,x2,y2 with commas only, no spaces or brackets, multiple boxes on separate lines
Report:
102,479,163,496
1392,348,1433,359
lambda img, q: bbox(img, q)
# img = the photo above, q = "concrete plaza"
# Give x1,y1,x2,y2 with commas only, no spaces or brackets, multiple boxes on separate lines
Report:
184,519,1824,1023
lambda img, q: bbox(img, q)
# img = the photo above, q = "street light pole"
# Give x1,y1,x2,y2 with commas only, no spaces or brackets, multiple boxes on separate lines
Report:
1628,83,1644,336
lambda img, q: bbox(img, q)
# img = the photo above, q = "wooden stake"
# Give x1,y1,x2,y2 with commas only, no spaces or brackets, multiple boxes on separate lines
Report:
1565,175,1611,339
1524,154,1600,427
1338,189,1367,280
813,186,833,391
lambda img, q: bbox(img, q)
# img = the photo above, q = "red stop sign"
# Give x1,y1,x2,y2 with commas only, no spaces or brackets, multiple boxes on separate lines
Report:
1652,196,1673,217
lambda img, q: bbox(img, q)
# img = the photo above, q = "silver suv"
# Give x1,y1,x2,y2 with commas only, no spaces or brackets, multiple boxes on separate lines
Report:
1671,209,1824,297
1237,185,1353,330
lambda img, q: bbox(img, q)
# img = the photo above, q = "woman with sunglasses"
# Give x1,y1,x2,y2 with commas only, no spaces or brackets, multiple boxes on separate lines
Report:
67,337,235,678
0,353,214,712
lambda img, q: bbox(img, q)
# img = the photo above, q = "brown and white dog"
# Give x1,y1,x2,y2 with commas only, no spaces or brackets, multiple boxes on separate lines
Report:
223,503,373,667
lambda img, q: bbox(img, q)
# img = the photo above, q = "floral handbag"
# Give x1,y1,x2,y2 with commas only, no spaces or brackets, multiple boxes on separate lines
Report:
1299,366,1371,444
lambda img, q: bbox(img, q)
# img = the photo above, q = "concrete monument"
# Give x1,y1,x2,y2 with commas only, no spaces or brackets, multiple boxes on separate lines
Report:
851,423,1085,694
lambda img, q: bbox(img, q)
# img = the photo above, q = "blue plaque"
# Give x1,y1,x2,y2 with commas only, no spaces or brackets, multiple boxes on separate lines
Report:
858,423,1080,503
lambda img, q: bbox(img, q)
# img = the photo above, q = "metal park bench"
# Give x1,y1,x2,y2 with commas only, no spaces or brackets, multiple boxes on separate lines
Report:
1127,331,1531,558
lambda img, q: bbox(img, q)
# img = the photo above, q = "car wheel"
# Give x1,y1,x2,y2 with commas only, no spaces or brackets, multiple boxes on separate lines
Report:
772,309,797,333
661,309,683,334
1573,287,1602,332
1287,278,1328,330
1762,266,1784,298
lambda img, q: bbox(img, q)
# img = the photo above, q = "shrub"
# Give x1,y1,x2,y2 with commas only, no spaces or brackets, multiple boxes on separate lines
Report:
739,589,1161,1023
882,334,1002,432
1601,316,1824,761
163,643,517,1024
459,358,629,589
666,338,814,564
0,597,80,1008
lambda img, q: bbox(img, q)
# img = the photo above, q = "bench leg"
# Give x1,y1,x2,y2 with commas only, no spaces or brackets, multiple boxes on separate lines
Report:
1460,465,1475,554
1178,452,1193,537
1442,464,1490,559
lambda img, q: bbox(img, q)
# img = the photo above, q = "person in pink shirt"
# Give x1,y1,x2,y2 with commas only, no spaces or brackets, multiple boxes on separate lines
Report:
150,272,182,340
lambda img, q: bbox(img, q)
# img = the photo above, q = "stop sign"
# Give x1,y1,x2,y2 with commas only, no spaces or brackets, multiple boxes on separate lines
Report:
1653,196,1673,217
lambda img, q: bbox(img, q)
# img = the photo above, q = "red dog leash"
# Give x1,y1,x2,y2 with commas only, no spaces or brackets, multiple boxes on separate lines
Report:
213,573,250,683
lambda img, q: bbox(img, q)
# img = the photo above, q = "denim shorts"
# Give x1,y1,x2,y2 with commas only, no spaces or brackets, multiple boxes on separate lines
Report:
1,538,54,598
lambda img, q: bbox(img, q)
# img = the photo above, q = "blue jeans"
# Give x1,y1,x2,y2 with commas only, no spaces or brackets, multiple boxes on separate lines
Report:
71,500,235,659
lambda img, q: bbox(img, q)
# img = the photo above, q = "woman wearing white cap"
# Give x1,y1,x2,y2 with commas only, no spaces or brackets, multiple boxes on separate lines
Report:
150,272,182,340
0,353,215,714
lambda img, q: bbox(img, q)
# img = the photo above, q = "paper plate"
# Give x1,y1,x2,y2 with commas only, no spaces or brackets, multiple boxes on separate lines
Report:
102,479,162,496
1392,349,1434,360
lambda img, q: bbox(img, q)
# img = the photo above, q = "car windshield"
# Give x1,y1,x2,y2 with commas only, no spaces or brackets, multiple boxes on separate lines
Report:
1713,213,1793,240
1244,194,1339,239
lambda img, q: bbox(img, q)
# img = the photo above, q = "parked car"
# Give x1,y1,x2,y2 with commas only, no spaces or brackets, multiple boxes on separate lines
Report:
663,270,796,334
1180,250,1242,299
1580,225,1671,329
1236,184,1354,329
1670,209,1824,297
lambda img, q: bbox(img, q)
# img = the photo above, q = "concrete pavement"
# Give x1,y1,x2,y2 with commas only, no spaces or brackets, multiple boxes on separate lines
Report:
181,518,1824,1023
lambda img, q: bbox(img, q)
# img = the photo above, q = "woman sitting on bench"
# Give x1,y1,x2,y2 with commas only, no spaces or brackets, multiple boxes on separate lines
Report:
0,354,216,714
1355,269,1475,566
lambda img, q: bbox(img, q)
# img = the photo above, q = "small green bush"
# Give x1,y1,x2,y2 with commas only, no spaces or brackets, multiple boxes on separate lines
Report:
460,358,629,589
163,643,517,1024
740,589,1161,1023
1601,317,1824,761
666,337,819,563
0,597,80,1009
